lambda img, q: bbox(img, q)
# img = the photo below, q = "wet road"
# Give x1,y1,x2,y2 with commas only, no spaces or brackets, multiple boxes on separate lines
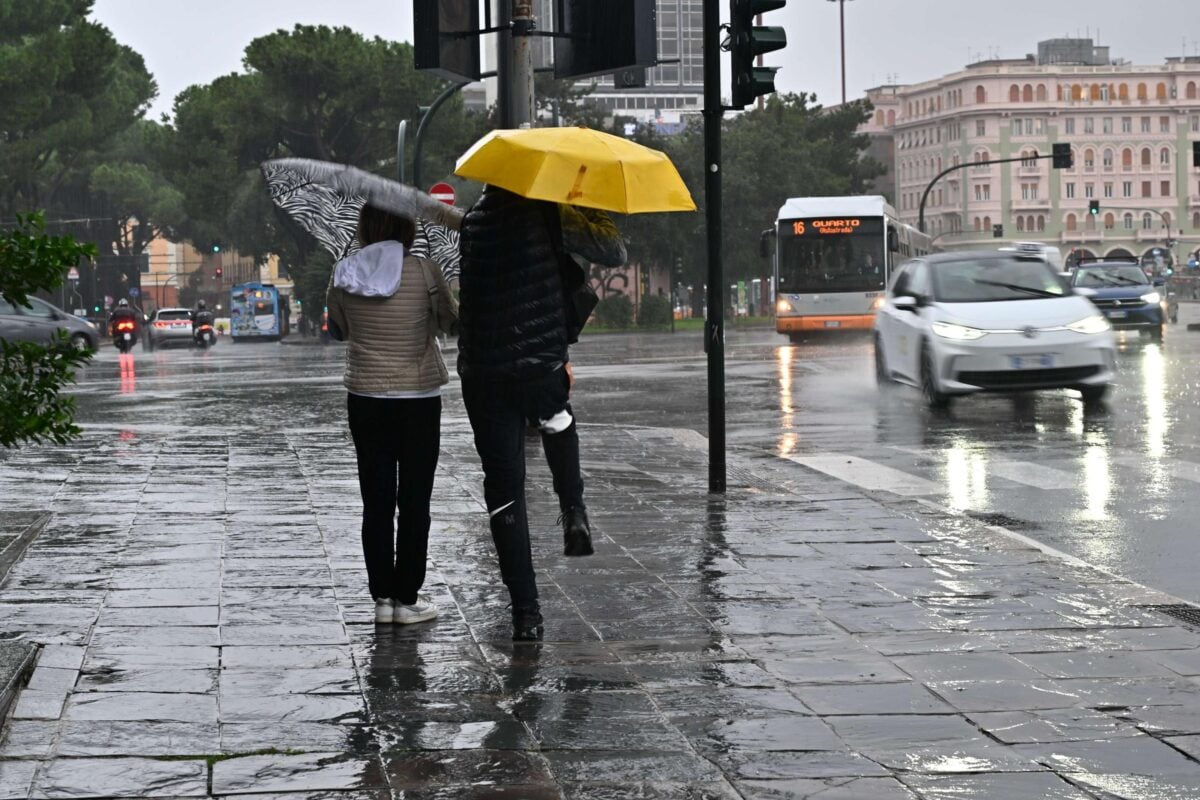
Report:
569,306,1200,607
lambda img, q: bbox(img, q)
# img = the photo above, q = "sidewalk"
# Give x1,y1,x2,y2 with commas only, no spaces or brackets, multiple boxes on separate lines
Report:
3,419,1200,797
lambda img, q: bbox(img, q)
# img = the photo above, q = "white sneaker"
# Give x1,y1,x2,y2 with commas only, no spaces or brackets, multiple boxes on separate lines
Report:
374,598,394,624
394,594,438,625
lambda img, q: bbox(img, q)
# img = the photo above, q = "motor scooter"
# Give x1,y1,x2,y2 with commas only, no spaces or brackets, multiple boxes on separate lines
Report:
113,319,136,353
193,323,216,348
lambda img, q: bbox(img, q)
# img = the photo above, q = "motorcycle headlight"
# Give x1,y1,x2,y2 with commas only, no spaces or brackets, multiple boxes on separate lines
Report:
777,299,794,314
931,321,987,341
1141,291,1161,305
1066,314,1111,335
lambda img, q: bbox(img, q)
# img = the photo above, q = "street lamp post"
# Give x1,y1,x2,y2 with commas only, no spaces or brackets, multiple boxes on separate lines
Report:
826,0,854,104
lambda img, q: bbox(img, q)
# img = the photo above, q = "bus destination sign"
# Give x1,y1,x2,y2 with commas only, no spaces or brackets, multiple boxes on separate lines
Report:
791,218,862,236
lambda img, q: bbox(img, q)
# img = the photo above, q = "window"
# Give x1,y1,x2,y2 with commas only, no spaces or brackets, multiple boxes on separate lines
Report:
976,120,986,136
1072,84,1083,101
1021,182,1038,200
1012,119,1023,135
1037,215,1045,231
1161,116,1171,133
1143,213,1153,229
1141,147,1152,167
1156,83,1168,100
1023,84,1033,102
1084,148,1095,171
1066,213,1077,231
1141,116,1151,132
1122,148,1133,170
1161,147,1171,166
1122,181,1133,197
1009,84,1021,102
1084,118,1095,134
1064,118,1075,134
1065,182,1076,199
1021,149,1038,168
1137,83,1148,100
1161,180,1171,196
1142,181,1152,197
1194,212,1200,229
1036,84,1047,102
1104,213,1115,230
1124,213,1134,229
1103,182,1113,198
1103,117,1113,134
1016,216,1025,232
1189,82,1198,100
1085,183,1095,198
975,85,987,103
1103,149,1114,169
1121,117,1132,133
973,217,981,231
1118,83,1129,100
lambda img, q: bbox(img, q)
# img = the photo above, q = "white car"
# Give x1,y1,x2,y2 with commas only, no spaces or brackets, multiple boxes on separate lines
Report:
874,251,1116,408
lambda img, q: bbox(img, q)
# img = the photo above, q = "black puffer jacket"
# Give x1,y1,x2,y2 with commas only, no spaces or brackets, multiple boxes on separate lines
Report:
457,187,567,381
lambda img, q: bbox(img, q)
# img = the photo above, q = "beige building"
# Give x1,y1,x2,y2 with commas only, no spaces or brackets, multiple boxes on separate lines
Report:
872,39,1200,264
142,237,287,314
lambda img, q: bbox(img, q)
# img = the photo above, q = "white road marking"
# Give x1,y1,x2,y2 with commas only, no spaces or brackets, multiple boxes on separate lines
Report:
785,453,940,496
890,446,1077,490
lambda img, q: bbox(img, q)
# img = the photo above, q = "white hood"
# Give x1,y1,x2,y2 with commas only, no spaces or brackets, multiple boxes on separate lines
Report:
333,241,404,297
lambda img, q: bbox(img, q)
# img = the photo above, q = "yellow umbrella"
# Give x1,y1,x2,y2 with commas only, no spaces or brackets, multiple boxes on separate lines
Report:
454,126,696,214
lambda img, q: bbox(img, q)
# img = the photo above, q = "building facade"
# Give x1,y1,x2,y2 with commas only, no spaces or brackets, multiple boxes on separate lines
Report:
879,40,1200,263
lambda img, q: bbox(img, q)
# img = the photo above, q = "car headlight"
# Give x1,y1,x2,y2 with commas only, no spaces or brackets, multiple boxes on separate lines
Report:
931,321,987,341
777,299,794,313
1066,314,1111,334
1140,292,1161,305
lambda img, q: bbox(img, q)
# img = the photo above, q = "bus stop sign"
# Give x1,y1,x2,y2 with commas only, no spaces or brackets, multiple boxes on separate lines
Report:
429,182,455,206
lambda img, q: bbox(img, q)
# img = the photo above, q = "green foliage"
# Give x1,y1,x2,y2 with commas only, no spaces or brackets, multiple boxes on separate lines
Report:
636,294,673,329
0,212,96,448
290,248,335,319
593,294,633,329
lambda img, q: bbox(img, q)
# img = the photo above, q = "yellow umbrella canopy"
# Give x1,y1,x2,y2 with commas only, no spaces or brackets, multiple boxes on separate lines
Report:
454,126,697,214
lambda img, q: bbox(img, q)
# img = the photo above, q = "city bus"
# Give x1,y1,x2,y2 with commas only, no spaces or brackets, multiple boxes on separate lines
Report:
229,282,287,341
763,196,933,339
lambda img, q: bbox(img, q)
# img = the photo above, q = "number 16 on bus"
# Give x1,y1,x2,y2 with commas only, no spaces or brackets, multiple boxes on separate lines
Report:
761,196,932,340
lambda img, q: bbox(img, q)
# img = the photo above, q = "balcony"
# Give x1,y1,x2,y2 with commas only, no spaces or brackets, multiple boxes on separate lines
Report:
1135,227,1181,242
1060,229,1105,244
1017,164,1042,176
1189,195,1200,208
1011,197,1051,210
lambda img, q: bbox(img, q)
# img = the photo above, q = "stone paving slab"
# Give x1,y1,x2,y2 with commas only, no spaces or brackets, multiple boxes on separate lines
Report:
2,419,1200,797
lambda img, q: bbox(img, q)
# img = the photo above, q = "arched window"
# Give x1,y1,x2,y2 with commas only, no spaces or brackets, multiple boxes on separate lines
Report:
1143,213,1153,229
906,101,912,117
1084,148,1095,170
1066,214,1078,231
1156,82,1168,99
1160,147,1171,165
975,85,987,104
1070,147,1079,170
1118,83,1129,100
1188,82,1198,100
1021,148,1038,167
886,109,895,125
1072,84,1083,101
1104,212,1115,230
1036,84,1047,102
1016,216,1026,232
983,216,991,231
1141,147,1152,167
874,110,884,126
1056,85,1064,101
1103,148,1114,169
936,96,942,112
1122,148,1133,169
921,98,927,115
1124,213,1134,229
1009,84,1021,102
1036,215,1045,231
1193,211,1200,229
1137,83,1148,100
973,217,981,231
1022,84,1033,102
1085,213,1096,230
1090,84,1102,101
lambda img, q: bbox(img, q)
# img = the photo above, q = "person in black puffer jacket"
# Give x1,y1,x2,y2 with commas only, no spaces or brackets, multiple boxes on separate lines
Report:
458,185,625,642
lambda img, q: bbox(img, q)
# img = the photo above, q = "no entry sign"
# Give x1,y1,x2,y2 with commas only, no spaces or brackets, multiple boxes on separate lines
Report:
429,182,455,205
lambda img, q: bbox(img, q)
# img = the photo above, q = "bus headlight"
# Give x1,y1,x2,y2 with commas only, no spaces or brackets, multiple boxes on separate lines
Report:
870,296,883,311
931,321,987,341
777,299,794,314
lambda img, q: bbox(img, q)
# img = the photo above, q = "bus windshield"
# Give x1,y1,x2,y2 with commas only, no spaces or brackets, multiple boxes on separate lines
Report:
777,217,886,294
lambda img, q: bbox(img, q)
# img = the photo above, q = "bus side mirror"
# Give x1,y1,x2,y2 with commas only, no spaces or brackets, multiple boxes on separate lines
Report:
759,229,774,259
887,230,900,253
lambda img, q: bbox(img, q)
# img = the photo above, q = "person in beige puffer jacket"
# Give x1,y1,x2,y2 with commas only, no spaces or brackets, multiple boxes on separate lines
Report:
326,205,458,626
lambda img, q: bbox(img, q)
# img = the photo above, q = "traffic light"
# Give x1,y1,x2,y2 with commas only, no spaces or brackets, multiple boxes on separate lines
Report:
1089,200,1100,216
212,243,221,253
553,0,656,80
1052,143,1073,169
413,0,480,81
215,266,223,278
728,0,788,109
1193,141,1200,168
992,224,1003,238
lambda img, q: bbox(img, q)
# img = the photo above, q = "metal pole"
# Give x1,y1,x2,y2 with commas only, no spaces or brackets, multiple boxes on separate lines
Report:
414,82,470,190
511,0,536,127
703,0,725,494
396,120,407,183
918,152,1053,233
497,2,513,128
839,0,847,104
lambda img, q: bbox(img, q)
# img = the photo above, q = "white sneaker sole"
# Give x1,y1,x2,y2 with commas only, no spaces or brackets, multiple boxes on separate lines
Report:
394,607,438,625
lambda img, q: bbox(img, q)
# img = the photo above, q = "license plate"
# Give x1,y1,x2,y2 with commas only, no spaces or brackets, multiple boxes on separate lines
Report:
1107,310,1127,319
824,320,841,328
1010,354,1054,369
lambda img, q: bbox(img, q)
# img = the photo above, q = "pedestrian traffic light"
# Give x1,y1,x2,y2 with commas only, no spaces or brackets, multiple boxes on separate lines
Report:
1052,143,1073,169
728,0,788,109
1089,200,1100,216
992,224,1003,238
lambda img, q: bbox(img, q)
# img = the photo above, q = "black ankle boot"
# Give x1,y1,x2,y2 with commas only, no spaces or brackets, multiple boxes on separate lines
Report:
512,604,544,641
560,506,594,557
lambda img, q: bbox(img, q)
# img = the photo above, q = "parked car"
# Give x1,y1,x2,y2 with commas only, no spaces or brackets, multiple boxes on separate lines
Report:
1070,261,1169,340
874,250,1116,407
0,295,99,351
146,308,195,349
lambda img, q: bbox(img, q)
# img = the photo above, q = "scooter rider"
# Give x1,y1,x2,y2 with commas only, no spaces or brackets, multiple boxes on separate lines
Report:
191,299,215,331
108,299,138,336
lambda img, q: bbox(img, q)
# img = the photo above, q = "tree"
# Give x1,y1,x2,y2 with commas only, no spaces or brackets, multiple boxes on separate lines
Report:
1,212,96,448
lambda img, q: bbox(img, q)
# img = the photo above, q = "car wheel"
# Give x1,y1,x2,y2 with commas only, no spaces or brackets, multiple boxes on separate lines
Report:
1079,384,1109,403
874,335,891,384
920,343,951,410
69,333,91,351
1149,325,1164,342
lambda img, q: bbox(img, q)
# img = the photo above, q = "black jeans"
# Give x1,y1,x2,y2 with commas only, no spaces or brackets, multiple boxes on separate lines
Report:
461,367,580,608
347,393,441,604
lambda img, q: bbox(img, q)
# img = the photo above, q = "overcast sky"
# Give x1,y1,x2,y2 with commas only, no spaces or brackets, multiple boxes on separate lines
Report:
92,0,1200,121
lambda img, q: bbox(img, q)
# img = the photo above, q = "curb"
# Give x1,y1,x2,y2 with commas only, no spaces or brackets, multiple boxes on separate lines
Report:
0,641,37,736
0,511,49,588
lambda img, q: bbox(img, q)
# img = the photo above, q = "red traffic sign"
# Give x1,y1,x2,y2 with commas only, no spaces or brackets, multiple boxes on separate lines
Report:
429,182,455,206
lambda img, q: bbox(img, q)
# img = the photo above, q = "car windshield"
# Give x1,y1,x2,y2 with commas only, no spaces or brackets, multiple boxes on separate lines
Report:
156,310,191,321
1072,265,1149,288
930,256,1068,303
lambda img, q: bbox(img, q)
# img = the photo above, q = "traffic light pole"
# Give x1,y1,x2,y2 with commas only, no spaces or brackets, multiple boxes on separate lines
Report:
918,152,1054,234
703,0,726,494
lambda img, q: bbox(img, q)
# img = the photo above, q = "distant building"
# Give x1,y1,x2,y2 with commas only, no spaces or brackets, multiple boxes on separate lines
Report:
867,38,1200,263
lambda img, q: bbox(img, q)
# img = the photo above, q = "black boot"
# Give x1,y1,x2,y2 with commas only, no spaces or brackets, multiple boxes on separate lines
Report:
561,506,594,557
512,603,544,641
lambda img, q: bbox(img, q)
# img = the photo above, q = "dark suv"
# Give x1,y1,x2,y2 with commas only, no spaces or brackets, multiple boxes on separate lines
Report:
1071,259,1172,341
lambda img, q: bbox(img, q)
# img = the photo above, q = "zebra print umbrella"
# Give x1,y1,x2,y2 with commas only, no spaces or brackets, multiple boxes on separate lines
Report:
261,158,464,282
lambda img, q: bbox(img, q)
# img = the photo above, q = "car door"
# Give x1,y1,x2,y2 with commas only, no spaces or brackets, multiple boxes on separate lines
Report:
892,261,931,381
876,264,910,374
18,298,62,344
0,298,33,344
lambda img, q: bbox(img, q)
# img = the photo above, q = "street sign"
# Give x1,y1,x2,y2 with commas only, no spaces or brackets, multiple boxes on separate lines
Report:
429,182,456,206
67,267,79,282
128,287,140,298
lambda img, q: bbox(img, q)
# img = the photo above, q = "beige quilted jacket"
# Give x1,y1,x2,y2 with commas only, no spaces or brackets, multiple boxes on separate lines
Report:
326,252,458,395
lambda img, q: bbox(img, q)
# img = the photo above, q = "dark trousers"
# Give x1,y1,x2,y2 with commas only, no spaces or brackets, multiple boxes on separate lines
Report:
462,368,580,608
540,420,584,512
347,393,441,604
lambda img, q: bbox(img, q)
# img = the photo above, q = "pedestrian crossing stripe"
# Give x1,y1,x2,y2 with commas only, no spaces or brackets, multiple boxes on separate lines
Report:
890,446,1077,490
784,454,940,496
